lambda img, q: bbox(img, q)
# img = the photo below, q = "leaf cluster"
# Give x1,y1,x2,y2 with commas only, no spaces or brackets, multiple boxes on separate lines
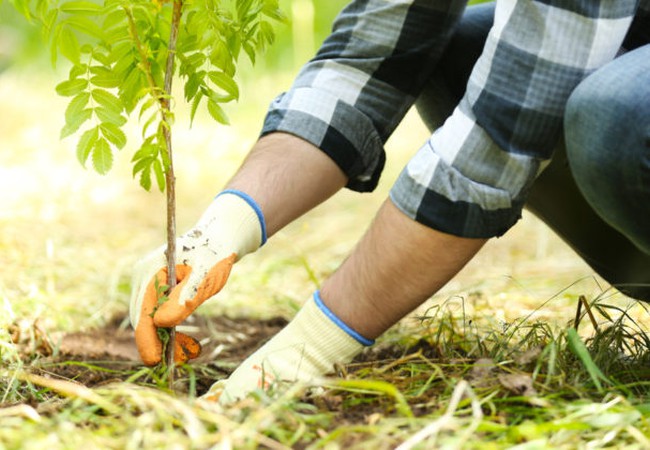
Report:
16,0,284,190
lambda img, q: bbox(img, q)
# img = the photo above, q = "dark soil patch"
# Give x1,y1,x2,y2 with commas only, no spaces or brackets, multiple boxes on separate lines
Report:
14,315,449,423
22,314,288,395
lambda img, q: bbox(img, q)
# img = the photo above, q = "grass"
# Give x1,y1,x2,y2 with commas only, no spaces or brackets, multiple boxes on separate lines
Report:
3,296,650,449
2,69,650,449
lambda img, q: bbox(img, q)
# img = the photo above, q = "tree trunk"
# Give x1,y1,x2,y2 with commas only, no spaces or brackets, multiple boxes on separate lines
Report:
162,0,183,386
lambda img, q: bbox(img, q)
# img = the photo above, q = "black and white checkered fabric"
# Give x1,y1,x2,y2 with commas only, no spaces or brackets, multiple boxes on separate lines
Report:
262,0,649,238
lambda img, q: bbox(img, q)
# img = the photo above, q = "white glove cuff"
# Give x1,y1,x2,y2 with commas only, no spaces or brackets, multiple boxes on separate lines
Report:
312,290,375,347
196,189,267,258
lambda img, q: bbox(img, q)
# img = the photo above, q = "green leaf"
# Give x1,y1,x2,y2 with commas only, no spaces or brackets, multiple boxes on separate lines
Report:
158,132,171,169
259,20,275,46
92,138,113,175
94,106,127,126
59,27,81,64
113,58,135,83
102,8,127,33
209,40,235,76
11,0,32,20
65,92,91,123
132,156,152,176
100,122,127,149
131,142,157,162
76,126,99,167
152,158,165,192
43,7,59,33
140,169,152,191
90,67,120,88
262,1,287,22
137,161,152,191
55,78,88,97
91,89,122,113
207,99,229,125
226,33,241,62
63,16,103,39
80,43,94,55
141,110,159,137
49,28,59,67
69,63,88,80
103,23,130,43
108,42,132,67
185,52,206,69
59,1,102,14
189,91,203,126
236,0,253,20
184,72,202,101
120,67,144,113
60,109,92,138
242,41,256,65
138,96,158,120
208,71,239,100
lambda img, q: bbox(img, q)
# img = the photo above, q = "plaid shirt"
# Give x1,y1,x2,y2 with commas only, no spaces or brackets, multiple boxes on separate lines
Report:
262,0,649,238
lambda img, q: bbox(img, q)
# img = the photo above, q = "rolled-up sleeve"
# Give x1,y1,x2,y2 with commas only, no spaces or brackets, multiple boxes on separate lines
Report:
392,0,638,238
261,0,466,192
262,0,640,238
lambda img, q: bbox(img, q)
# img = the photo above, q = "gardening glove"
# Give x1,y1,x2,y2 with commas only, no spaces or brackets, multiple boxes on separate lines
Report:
130,190,267,366
201,291,374,404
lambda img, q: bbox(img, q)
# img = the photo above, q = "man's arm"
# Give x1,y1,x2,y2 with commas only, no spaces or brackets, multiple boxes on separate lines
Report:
321,198,486,340
226,132,347,237
225,127,489,339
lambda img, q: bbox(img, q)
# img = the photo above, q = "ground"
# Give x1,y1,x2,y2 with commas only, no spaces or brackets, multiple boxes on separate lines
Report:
2,69,650,449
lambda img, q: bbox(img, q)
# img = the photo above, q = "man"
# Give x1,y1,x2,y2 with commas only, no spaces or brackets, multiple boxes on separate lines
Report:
130,0,650,403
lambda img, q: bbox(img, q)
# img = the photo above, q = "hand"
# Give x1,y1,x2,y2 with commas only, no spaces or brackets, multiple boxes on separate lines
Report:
129,191,266,366
131,244,236,366
201,292,371,404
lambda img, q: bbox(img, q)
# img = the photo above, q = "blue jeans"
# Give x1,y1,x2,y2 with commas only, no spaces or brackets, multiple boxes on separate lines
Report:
416,3,650,301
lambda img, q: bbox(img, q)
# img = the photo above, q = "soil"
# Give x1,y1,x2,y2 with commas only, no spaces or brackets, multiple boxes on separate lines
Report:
12,315,452,423
12,315,454,398
19,314,289,395
10,314,551,437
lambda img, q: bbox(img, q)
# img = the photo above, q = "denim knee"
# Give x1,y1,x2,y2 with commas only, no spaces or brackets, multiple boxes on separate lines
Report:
564,46,650,254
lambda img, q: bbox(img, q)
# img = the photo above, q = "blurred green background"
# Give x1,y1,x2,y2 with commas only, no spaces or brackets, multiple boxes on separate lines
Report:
0,0,350,72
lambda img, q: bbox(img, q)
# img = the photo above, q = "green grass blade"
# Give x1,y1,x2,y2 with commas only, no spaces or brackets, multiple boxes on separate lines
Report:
566,328,611,393
331,379,413,418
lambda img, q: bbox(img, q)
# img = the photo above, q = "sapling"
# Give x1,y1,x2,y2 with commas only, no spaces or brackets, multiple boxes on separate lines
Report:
10,0,284,385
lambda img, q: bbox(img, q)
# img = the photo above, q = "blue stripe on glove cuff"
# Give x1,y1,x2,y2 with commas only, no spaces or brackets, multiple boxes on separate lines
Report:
313,290,375,346
218,189,268,246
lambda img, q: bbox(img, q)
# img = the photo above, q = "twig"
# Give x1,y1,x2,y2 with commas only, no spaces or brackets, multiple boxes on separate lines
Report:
580,295,600,332
573,295,583,329
574,295,599,332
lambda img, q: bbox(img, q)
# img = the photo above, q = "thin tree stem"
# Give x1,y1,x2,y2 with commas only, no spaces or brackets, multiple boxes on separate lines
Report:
162,0,184,387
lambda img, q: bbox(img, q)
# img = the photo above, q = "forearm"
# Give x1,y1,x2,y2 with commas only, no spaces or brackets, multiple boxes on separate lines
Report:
321,199,487,339
226,132,347,237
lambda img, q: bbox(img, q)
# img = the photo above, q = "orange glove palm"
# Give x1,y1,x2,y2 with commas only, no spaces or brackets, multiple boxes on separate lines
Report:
134,256,236,366
129,191,265,366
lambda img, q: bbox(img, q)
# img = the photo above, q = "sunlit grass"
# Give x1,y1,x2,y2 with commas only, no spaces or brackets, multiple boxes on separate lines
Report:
3,295,650,449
